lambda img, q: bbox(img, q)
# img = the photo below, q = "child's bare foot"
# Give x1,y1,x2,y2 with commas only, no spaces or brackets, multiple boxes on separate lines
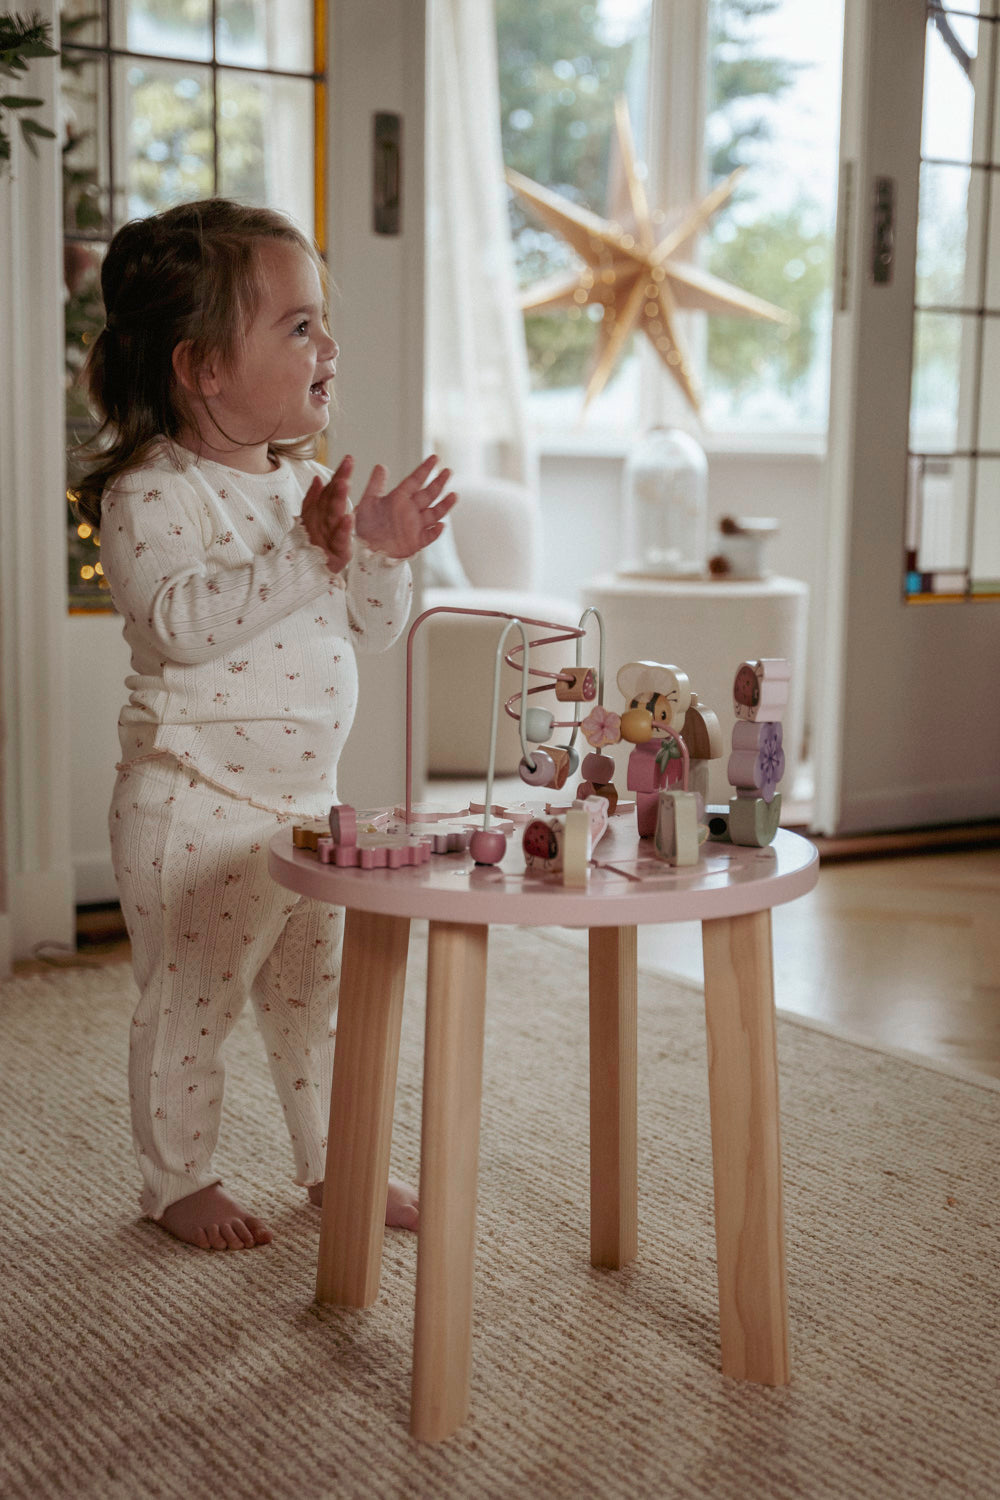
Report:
155,1183,273,1250
308,1177,419,1231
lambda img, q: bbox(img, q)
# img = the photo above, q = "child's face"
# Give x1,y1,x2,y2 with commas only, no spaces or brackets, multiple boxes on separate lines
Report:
200,239,338,462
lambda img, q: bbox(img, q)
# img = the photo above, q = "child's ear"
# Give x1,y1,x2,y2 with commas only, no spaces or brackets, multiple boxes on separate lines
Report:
172,339,221,398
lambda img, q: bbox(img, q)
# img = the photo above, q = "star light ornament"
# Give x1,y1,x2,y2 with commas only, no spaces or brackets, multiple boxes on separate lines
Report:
506,97,794,413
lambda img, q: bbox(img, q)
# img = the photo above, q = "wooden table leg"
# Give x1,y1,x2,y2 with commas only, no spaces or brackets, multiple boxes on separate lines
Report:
315,907,410,1308
588,925,638,1269
411,920,489,1442
701,909,790,1385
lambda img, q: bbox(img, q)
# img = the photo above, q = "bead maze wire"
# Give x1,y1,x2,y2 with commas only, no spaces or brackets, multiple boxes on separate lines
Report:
403,605,608,828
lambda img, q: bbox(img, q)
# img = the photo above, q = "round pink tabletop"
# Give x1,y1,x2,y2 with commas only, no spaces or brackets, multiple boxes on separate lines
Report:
268,821,819,928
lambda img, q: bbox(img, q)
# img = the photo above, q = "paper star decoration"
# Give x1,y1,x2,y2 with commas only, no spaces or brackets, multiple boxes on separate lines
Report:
506,97,794,412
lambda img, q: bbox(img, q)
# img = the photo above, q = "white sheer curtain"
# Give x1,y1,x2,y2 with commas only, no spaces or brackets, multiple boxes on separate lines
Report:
426,0,536,487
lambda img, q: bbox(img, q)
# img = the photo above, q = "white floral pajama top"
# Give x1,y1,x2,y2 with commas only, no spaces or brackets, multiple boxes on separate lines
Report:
99,441,412,816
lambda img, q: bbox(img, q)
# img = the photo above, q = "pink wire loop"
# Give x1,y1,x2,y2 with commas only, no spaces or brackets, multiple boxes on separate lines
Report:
403,605,590,824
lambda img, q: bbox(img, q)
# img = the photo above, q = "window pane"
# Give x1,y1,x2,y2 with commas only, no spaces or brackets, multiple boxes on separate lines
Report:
908,455,973,572
123,0,213,61
922,8,981,162
116,58,215,225
701,0,843,434
906,7,1000,601
498,0,652,428
218,71,315,228
62,0,103,48
916,161,978,308
972,457,1000,589
910,309,978,453
217,0,314,71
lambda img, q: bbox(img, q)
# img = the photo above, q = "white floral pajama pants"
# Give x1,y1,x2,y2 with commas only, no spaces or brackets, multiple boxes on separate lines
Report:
109,755,343,1219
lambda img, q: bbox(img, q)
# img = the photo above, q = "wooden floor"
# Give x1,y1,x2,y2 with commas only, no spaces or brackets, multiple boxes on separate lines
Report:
635,843,1000,1082
65,799,1000,1084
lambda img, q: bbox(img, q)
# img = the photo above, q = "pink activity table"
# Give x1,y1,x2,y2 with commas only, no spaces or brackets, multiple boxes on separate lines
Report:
268,819,819,1441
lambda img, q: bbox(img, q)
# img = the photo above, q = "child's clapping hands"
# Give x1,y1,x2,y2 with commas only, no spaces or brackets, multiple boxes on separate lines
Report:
301,454,457,574
301,458,354,574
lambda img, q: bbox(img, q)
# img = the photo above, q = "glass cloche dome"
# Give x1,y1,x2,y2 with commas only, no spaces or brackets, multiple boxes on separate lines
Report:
619,427,708,578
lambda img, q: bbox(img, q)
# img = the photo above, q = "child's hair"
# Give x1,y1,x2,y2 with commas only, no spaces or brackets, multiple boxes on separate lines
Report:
74,198,327,527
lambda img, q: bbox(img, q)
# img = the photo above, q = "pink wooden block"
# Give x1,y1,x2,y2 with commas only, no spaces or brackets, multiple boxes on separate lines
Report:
626,744,663,793
731,720,783,752
329,804,358,846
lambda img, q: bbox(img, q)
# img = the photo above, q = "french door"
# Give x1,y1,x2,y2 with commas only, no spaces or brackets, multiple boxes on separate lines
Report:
818,0,1000,834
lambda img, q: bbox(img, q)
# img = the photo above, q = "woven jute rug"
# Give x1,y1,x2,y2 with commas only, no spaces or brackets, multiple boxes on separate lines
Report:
2,925,998,1500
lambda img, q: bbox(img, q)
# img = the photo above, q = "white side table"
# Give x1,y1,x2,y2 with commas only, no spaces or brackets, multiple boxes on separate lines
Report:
585,574,809,806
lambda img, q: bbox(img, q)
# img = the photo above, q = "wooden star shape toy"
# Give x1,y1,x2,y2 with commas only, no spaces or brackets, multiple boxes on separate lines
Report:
506,97,794,412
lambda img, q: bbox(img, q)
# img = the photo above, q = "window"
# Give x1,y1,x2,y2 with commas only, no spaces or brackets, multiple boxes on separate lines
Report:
905,1,1000,601
62,0,325,608
497,0,844,444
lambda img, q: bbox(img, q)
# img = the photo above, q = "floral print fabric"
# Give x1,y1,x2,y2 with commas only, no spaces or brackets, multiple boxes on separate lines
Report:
100,443,412,816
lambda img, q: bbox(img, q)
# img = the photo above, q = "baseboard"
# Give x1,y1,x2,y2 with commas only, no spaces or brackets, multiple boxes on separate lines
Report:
802,820,1000,863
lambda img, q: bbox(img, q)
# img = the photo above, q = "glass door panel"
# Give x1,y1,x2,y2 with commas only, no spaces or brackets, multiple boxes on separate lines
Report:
907,2,1000,599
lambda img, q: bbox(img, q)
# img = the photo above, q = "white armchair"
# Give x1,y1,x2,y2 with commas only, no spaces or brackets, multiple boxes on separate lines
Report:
420,476,582,775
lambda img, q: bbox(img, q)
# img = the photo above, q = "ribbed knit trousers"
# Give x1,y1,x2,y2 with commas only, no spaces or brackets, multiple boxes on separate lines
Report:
109,756,342,1218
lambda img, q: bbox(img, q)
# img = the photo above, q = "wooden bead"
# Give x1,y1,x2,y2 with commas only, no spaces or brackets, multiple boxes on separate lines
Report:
590,782,619,814
581,751,615,781
523,706,555,743
519,749,556,786
620,706,653,744
469,828,507,865
555,666,598,703
540,745,571,789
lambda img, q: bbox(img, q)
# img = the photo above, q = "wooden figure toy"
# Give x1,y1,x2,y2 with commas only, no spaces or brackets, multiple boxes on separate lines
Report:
616,661,692,837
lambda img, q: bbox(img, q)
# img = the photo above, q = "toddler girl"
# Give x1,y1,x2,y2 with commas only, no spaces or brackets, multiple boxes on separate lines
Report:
77,198,455,1250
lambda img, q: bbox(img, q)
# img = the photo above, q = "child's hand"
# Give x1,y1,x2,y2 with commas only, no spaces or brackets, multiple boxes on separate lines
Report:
353,454,457,559
301,458,354,574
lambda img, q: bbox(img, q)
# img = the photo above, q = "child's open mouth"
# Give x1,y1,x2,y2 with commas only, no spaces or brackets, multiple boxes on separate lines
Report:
310,381,330,402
